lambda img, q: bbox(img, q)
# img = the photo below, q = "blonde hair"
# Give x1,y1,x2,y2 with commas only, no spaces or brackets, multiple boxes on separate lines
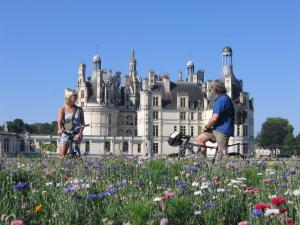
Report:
64,88,78,105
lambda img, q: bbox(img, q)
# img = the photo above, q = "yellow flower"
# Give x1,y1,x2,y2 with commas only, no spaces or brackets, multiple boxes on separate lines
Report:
34,203,42,213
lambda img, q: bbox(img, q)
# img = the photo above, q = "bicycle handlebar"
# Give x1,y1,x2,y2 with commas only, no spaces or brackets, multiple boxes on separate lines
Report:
58,124,90,135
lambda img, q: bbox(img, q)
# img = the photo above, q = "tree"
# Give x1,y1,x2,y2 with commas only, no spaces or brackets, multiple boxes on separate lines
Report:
294,133,300,156
256,118,294,157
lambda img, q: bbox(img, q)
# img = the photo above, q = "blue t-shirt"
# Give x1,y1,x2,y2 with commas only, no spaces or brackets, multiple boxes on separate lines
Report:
212,94,235,136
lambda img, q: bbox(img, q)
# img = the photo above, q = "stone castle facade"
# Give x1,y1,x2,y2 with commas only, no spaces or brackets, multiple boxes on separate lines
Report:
74,46,254,157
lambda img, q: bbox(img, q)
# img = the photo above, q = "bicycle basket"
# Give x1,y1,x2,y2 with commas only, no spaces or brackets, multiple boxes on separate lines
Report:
168,131,183,146
63,119,73,132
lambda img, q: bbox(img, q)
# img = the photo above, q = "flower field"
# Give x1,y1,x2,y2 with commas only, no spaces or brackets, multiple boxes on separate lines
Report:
0,156,299,225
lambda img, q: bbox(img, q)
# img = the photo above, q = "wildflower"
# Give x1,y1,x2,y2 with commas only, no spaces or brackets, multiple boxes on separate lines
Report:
192,181,199,187
205,202,215,209
0,188,4,193
34,203,42,213
279,207,288,213
1,215,6,221
194,191,202,196
271,197,286,206
217,188,226,193
264,208,279,216
10,220,24,225
123,222,132,225
13,182,27,190
292,189,300,196
238,221,249,225
153,197,161,202
251,209,263,217
194,210,201,215
255,203,269,210
87,194,97,199
290,170,296,175
164,191,175,198
285,218,295,225
160,218,169,225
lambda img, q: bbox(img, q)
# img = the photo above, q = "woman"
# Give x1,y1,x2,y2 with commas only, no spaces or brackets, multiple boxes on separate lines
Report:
57,88,85,156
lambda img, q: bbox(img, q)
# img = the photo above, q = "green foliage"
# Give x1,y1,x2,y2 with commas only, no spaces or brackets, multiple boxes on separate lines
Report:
3,119,57,135
39,143,57,152
0,156,300,225
257,117,295,156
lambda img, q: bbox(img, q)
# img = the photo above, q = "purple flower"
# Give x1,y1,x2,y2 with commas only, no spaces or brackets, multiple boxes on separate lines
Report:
13,182,27,190
87,194,97,199
205,202,215,209
290,170,296,175
98,192,109,199
251,209,263,217
0,188,4,193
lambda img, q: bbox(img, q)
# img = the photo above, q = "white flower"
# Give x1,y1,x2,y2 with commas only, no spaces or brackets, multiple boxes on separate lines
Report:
217,188,226,193
194,210,201,215
237,177,247,181
229,179,243,184
192,182,199,187
194,191,202,196
257,172,263,176
153,197,161,202
46,182,53,186
268,195,277,199
293,189,300,196
264,208,279,216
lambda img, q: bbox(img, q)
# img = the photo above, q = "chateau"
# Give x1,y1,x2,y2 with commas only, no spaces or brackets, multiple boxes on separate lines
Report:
0,47,254,157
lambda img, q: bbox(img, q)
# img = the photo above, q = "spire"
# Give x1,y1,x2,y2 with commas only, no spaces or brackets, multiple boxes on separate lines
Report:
130,48,135,62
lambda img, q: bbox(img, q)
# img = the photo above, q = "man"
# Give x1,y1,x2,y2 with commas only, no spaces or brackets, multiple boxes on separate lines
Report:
196,80,235,158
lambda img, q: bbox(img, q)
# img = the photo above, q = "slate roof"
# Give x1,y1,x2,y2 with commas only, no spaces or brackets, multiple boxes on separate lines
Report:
151,81,205,110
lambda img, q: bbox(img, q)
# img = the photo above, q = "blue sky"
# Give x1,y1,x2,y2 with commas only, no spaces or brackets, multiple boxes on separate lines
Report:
0,0,299,136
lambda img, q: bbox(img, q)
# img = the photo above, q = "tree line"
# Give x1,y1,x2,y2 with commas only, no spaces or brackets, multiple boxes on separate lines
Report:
255,118,300,157
0,119,57,135
1,117,300,156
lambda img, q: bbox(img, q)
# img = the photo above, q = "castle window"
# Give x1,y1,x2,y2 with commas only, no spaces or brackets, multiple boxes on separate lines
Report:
153,143,159,154
198,126,202,135
153,125,159,136
180,126,186,135
153,97,159,106
198,113,202,120
191,126,194,137
105,141,110,152
180,98,186,107
180,112,186,120
191,112,194,120
85,141,90,153
174,126,177,132
137,144,141,153
123,142,128,153
237,125,240,136
81,102,84,107
81,90,84,98
153,111,158,119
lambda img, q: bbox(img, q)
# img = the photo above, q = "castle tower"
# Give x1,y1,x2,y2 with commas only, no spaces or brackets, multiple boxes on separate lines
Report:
128,49,140,106
186,60,194,82
221,46,235,98
77,62,88,107
91,54,103,104
137,81,153,157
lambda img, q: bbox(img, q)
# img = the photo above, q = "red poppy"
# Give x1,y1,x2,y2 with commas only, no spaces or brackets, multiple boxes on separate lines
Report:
271,197,286,206
279,207,288,213
285,218,295,225
255,203,269,210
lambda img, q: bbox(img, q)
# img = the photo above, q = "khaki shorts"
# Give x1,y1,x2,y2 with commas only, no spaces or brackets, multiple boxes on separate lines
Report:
203,130,229,154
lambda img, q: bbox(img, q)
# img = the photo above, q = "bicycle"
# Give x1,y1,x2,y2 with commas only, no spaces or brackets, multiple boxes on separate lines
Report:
60,124,89,158
168,131,246,165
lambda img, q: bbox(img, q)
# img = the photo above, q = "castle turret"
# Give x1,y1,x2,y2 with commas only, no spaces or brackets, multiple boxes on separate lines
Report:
137,82,152,157
186,60,194,82
221,46,235,98
77,62,88,107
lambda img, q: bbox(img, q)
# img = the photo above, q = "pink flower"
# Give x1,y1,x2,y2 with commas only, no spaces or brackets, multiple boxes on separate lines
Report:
10,220,24,225
164,191,175,198
160,218,169,225
238,222,249,225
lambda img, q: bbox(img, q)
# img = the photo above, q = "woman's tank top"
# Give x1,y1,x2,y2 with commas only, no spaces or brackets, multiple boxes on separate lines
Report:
64,107,81,131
